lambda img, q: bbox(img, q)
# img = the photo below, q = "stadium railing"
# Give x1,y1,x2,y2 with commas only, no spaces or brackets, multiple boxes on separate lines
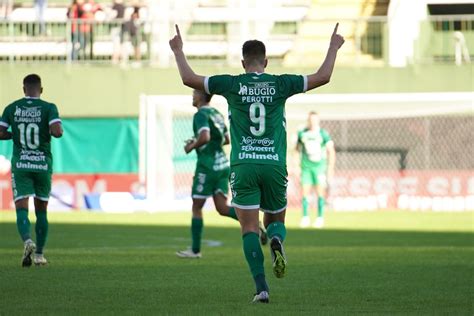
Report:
0,15,472,65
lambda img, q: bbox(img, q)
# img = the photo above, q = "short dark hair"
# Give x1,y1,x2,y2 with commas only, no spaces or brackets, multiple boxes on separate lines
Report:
309,111,319,116
23,74,42,89
242,40,266,66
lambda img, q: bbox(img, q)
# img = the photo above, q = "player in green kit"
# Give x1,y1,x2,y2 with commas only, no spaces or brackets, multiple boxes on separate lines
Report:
297,111,335,228
170,24,344,302
176,89,242,258
0,74,63,267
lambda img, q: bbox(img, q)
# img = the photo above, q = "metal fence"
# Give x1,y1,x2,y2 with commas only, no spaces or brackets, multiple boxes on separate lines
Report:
0,15,472,65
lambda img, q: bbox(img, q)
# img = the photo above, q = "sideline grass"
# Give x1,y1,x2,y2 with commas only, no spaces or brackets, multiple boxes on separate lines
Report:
0,210,472,315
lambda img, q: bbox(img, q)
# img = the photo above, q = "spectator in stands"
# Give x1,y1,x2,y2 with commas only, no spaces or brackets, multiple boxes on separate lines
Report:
0,0,13,19
110,0,125,63
68,0,85,60
34,0,47,35
81,0,101,59
121,7,141,62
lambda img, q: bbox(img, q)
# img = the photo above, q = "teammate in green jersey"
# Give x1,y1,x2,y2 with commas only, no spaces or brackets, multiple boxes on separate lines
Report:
170,23,344,303
0,74,63,267
176,89,241,258
296,111,336,229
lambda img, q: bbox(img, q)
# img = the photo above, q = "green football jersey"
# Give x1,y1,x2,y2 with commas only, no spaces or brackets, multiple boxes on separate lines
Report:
297,128,332,168
0,97,61,173
193,106,229,171
205,73,307,166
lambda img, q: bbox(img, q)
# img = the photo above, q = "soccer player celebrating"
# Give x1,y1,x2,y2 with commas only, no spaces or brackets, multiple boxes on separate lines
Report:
169,23,344,302
0,74,63,267
296,111,336,228
176,89,245,258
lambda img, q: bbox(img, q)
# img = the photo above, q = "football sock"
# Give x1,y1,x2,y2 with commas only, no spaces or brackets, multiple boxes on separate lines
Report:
16,208,31,242
35,210,48,254
302,197,309,217
318,197,325,218
191,217,203,253
226,207,239,221
266,221,287,242
242,232,268,293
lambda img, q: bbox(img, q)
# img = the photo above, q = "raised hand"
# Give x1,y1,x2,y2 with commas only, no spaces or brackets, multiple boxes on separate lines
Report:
330,23,345,50
169,24,183,53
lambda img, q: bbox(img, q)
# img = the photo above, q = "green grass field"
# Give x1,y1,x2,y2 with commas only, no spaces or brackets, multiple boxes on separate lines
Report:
0,210,472,315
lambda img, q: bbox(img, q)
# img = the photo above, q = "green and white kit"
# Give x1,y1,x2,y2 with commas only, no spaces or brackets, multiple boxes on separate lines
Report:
191,106,230,199
0,97,60,201
206,73,307,212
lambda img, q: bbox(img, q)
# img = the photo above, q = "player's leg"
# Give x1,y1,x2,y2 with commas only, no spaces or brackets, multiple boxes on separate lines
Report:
314,167,328,228
300,183,312,228
230,165,269,303
32,171,52,265
177,198,206,258
260,164,288,278
33,198,49,265
212,168,238,220
12,171,36,267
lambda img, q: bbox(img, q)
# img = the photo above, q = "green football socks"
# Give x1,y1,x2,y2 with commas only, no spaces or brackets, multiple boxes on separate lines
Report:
318,197,325,218
266,221,286,242
227,207,239,221
191,217,203,253
35,210,48,254
242,232,268,293
302,197,309,217
16,208,31,242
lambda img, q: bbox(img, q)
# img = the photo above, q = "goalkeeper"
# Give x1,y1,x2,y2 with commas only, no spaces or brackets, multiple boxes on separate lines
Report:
296,111,335,228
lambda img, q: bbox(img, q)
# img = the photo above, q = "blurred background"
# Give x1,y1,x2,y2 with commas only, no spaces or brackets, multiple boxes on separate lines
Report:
0,0,472,212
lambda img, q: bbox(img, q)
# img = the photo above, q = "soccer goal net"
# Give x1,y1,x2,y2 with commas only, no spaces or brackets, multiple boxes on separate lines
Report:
139,92,473,212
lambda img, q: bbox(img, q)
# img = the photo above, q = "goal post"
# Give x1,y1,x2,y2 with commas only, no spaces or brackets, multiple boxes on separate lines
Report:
139,92,473,212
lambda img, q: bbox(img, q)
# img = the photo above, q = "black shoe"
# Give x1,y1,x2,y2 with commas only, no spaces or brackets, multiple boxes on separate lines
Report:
270,237,287,278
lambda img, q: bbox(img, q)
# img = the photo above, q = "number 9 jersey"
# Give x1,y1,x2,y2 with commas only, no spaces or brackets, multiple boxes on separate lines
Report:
0,97,61,173
205,73,307,167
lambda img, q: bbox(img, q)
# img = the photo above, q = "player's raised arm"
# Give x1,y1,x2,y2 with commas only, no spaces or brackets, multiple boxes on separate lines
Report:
169,25,206,91
306,23,345,91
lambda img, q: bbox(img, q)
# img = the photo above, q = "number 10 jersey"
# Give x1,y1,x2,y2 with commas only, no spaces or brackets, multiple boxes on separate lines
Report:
0,97,61,173
205,72,307,167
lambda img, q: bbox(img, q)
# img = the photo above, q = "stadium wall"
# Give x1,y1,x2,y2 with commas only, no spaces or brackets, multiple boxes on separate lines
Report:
0,64,472,117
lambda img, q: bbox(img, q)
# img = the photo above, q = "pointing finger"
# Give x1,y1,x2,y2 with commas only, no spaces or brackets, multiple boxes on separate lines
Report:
333,22,339,35
175,24,181,37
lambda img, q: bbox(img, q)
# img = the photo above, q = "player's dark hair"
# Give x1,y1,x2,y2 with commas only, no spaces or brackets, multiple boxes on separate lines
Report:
242,40,266,66
195,89,213,103
23,74,42,89
309,111,319,116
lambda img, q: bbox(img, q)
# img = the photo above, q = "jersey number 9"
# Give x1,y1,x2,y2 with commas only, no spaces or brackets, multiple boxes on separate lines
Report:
249,102,265,137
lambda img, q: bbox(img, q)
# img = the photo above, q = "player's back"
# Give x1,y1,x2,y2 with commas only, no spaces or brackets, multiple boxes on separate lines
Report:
206,72,307,167
1,97,60,173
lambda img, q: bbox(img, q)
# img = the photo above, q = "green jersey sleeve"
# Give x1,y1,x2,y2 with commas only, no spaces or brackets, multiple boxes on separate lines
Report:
321,129,332,145
193,111,210,136
0,105,12,128
205,75,234,95
48,103,61,126
277,74,307,98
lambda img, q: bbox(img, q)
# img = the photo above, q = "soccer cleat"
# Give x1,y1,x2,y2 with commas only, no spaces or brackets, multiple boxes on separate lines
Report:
313,217,325,229
252,291,269,303
33,253,48,266
21,239,36,268
176,249,202,259
300,216,311,228
259,221,268,245
270,237,287,278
